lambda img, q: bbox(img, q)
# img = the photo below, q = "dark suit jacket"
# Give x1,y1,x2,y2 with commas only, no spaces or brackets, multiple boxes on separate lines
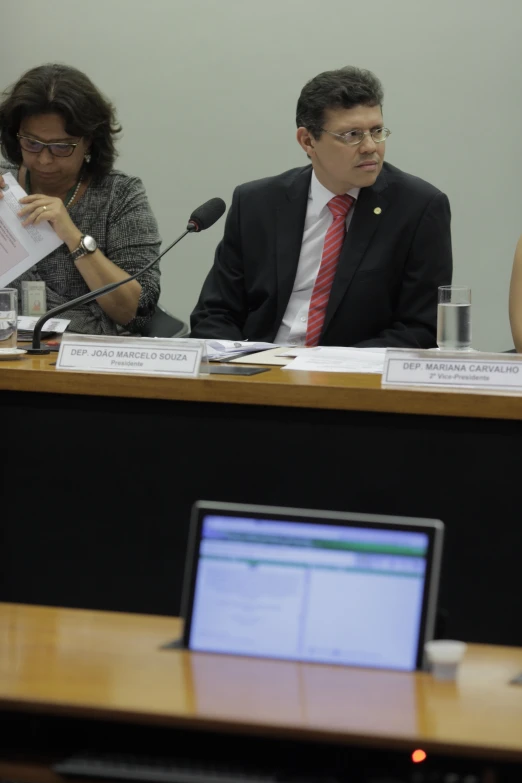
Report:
190,163,453,347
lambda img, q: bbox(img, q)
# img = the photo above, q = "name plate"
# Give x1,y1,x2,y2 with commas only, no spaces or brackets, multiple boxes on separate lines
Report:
382,349,522,391
56,333,204,377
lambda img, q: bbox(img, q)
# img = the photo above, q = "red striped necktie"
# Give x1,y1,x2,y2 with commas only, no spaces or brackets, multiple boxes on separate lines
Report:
305,194,355,347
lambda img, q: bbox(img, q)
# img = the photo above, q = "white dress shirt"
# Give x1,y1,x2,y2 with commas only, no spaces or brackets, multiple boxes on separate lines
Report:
275,172,360,346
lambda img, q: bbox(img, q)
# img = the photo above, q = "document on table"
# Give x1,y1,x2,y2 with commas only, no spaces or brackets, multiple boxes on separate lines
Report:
282,347,386,373
205,339,278,361
230,347,296,365
0,172,63,287
17,315,71,341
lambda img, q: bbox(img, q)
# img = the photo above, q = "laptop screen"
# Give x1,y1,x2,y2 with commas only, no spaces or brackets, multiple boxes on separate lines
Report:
183,504,443,672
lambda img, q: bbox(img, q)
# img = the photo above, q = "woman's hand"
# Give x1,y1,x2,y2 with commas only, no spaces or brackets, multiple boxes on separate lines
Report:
18,194,82,250
0,173,6,198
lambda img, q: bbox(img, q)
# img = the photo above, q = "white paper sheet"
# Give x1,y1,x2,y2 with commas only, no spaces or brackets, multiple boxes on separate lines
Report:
17,316,70,333
282,347,386,373
205,339,278,361
0,172,63,287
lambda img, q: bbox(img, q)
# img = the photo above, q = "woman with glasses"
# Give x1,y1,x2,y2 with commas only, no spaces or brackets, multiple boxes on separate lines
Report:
0,64,160,334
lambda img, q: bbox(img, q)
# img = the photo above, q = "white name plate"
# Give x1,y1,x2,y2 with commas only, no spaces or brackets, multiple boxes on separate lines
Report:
56,333,204,377
382,349,522,392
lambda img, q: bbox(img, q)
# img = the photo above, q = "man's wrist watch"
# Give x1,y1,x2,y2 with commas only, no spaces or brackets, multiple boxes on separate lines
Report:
70,235,97,262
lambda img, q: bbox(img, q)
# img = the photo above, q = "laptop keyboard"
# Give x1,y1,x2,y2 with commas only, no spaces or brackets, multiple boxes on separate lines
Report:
54,753,278,783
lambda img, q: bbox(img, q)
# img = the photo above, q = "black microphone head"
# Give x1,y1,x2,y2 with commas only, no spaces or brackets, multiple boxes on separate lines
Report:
187,198,226,232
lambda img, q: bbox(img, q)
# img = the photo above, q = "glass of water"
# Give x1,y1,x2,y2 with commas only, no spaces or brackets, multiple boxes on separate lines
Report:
437,286,472,351
0,288,18,350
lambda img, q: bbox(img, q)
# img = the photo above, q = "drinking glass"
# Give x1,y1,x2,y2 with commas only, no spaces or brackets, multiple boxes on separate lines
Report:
0,288,17,350
437,286,472,351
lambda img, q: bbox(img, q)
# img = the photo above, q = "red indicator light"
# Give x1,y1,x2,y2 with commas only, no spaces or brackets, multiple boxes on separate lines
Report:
411,749,427,763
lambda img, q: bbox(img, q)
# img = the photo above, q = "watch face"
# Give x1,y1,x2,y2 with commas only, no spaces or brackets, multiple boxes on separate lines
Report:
82,235,97,253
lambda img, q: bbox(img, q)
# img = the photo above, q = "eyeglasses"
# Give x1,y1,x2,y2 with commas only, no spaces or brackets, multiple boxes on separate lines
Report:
321,127,391,146
17,134,82,158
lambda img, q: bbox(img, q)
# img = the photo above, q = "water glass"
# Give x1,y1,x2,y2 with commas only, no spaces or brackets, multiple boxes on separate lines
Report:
437,286,472,351
0,288,17,350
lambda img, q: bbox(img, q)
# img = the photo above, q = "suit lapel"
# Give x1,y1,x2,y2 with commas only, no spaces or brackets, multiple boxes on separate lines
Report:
274,167,311,329
322,169,390,334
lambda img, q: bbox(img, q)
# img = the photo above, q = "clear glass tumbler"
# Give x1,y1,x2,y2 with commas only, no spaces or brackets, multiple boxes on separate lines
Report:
0,288,17,350
437,285,472,351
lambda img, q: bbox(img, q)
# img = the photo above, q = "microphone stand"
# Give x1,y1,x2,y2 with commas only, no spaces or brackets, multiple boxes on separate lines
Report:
26,227,193,355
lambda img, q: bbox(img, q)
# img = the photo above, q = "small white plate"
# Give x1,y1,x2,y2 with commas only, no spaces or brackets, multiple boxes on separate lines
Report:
0,348,27,360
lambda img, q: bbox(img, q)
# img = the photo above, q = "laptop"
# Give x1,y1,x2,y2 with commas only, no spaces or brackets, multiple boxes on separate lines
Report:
181,501,444,672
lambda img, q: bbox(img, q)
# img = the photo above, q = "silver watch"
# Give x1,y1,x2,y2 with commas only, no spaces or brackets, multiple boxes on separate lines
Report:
71,235,97,262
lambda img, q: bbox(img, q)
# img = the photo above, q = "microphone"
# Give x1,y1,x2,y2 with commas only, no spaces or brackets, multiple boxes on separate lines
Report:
188,198,227,232
26,197,226,355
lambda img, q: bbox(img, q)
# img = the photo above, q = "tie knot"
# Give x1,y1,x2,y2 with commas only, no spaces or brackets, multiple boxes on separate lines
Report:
328,194,355,219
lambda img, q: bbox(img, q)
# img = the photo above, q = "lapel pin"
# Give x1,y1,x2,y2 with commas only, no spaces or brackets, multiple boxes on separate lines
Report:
374,207,382,215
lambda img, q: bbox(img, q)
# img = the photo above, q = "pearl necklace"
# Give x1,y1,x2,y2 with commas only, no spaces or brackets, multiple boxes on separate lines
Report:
66,177,83,208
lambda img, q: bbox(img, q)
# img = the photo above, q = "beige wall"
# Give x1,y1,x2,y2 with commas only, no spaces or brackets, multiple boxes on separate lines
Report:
3,0,522,350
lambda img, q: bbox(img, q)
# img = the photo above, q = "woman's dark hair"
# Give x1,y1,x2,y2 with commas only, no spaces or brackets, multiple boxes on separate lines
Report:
296,66,384,138
0,63,121,178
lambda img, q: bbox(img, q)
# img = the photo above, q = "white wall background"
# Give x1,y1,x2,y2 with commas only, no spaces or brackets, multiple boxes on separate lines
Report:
2,0,521,350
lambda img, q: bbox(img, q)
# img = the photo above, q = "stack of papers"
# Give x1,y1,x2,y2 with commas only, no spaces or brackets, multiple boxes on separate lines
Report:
205,339,278,362
17,315,70,342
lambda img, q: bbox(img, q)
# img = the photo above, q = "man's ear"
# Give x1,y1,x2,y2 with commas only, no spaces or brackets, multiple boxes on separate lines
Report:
296,126,317,156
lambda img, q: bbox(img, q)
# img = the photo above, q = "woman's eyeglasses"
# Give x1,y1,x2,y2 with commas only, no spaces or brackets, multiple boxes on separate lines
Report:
17,134,81,158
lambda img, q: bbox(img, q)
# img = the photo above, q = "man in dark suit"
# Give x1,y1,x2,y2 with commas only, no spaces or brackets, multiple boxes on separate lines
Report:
191,66,452,348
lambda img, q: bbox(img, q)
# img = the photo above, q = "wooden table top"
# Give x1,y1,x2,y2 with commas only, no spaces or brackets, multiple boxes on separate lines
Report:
0,603,521,761
2,349,522,421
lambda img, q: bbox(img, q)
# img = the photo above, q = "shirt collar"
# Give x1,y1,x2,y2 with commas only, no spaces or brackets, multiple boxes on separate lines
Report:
308,170,360,218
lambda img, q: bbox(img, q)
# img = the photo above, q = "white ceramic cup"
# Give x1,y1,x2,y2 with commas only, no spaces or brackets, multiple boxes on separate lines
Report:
424,640,467,681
